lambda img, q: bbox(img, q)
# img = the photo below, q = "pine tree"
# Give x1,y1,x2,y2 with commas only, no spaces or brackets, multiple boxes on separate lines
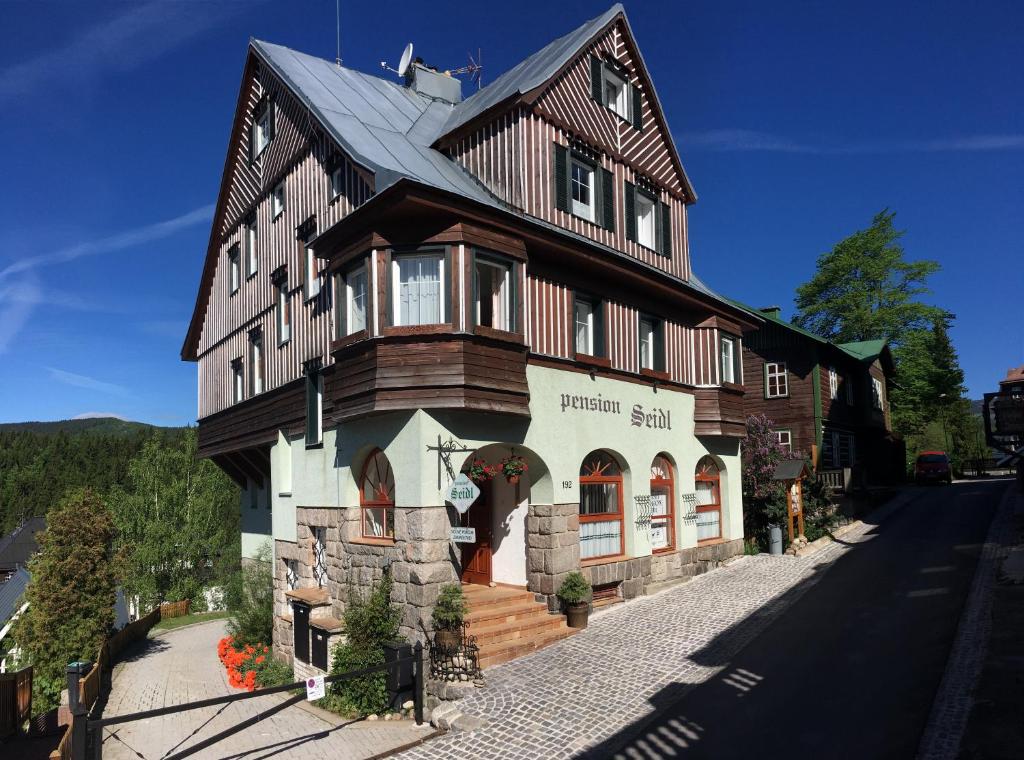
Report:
12,489,116,711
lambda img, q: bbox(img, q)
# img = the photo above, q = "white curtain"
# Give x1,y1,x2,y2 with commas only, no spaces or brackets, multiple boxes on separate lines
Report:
349,268,367,332
397,255,441,326
695,481,717,506
696,510,721,541
580,520,621,559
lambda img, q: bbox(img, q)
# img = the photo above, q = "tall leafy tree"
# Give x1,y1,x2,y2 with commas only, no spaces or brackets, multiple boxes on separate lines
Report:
109,429,239,609
12,489,116,711
793,210,943,347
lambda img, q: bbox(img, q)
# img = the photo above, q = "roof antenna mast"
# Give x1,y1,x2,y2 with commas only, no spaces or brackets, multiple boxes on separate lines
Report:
335,0,342,67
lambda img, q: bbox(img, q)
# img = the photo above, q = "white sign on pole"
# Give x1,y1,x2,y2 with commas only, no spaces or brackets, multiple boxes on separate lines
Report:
444,473,480,515
305,675,325,701
450,526,477,543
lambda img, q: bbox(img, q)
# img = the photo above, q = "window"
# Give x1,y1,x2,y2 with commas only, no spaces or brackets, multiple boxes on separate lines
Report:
639,317,656,370
579,451,624,560
275,277,291,344
650,455,674,552
393,253,444,326
829,367,839,400
312,527,327,588
775,430,792,452
253,106,271,157
272,182,285,219
304,238,321,300
695,457,723,542
285,559,298,591
244,217,258,278
343,264,368,335
824,431,856,468
574,297,603,357
305,367,323,447
720,336,737,384
844,375,854,405
231,358,244,404
635,192,656,249
360,449,395,540
228,245,240,294
570,158,595,221
872,377,884,410
248,331,264,396
330,165,345,199
603,65,629,120
474,256,512,331
765,362,788,398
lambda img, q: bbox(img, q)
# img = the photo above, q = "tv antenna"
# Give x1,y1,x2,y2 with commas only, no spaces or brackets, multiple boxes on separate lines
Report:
381,42,414,78
448,49,483,89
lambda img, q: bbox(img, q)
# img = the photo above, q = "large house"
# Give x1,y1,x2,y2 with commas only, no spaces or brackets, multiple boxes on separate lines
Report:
738,306,903,487
182,4,760,671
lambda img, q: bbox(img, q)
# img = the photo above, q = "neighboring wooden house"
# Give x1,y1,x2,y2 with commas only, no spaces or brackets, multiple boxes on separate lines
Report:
181,4,762,672
738,306,903,487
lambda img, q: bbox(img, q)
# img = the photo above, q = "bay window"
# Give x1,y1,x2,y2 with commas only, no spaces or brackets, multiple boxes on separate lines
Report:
720,335,738,384
392,252,445,326
579,450,624,560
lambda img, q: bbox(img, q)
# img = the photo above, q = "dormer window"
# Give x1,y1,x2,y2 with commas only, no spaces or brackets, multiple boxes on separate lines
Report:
590,55,643,130
570,158,595,222
603,66,629,120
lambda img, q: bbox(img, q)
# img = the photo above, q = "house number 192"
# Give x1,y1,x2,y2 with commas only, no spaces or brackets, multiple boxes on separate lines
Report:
562,480,574,489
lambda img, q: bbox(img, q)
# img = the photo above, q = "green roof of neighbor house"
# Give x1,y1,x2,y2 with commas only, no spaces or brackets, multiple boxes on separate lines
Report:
836,339,888,362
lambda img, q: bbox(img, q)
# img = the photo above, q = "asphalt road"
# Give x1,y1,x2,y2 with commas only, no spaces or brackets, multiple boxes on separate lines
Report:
600,480,1006,760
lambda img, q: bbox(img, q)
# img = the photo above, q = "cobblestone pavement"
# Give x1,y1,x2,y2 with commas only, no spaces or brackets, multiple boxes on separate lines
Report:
397,492,919,760
917,481,1019,760
102,620,432,760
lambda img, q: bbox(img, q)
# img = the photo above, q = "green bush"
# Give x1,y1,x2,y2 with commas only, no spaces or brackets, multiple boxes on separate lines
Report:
431,584,466,631
225,543,274,647
328,569,402,716
802,477,836,542
556,571,590,605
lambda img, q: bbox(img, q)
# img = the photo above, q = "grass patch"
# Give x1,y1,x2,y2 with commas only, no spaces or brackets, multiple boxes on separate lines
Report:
152,610,228,633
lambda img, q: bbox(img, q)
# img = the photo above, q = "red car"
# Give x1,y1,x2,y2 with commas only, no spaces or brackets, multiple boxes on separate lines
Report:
915,451,953,485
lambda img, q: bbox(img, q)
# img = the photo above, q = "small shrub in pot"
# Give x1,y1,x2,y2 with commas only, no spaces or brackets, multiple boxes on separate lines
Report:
431,583,466,650
557,571,591,629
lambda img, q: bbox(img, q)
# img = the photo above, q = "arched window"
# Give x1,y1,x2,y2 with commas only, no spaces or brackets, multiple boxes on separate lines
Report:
360,449,395,539
579,450,624,560
650,455,674,552
695,457,722,542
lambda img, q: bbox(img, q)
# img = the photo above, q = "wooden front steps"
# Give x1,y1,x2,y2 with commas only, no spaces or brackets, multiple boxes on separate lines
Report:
463,584,578,669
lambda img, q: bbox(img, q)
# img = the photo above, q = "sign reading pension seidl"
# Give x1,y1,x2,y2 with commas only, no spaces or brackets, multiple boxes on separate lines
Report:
560,392,672,430
444,473,480,515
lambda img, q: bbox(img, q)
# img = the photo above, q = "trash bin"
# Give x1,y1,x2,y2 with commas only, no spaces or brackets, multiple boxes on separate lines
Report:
768,524,783,556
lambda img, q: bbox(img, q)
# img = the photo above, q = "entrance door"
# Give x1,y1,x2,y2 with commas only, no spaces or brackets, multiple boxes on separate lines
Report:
460,484,492,585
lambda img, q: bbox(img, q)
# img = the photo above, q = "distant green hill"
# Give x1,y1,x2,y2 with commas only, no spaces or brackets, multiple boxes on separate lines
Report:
0,418,188,533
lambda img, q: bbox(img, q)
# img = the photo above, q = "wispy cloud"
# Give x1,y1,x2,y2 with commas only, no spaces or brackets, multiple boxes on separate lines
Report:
0,205,211,354
0,1,248,103
680,129,1024,154
47,368,131,397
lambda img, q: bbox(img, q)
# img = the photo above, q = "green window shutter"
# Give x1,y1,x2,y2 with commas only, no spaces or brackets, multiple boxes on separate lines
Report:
553,144,569,213
590,56,604,104
624,181,636,242
659,202,672,257
601,168,615,232
594,301,606,358
654,320,665,372
631,85,643,131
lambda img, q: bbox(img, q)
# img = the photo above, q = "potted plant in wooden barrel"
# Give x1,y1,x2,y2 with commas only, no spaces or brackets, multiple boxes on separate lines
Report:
431,583,466,651
557,571,591,629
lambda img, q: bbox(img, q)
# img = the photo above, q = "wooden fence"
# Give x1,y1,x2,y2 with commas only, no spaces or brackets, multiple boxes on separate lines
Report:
48,603,177,760
0,666,32,738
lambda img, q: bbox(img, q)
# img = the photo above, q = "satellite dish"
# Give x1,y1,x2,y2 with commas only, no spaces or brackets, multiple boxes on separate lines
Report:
398,43,414,77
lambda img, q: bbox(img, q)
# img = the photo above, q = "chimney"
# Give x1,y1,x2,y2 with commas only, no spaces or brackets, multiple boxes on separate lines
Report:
405,61,462,104
759,306,782,319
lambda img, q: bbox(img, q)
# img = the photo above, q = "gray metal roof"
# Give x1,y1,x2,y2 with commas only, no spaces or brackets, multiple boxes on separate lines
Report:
441,4,623,135
251,40,502,210
0,517,44,570
773,460,810,481
0,567,29,626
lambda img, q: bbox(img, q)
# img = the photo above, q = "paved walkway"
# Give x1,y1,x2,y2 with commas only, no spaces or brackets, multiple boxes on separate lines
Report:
397,490,929,760
102,620,432,760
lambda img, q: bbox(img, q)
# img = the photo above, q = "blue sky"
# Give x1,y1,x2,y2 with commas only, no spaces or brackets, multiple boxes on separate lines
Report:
0,0,1020,425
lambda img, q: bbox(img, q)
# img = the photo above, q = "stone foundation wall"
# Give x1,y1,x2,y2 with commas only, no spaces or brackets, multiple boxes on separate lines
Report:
649,537,744,588
582,555,651,600
526,503,580,611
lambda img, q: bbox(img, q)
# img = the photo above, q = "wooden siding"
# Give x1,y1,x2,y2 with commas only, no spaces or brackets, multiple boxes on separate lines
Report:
693,327,720,387
741,338,819,456
197,63,373,419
